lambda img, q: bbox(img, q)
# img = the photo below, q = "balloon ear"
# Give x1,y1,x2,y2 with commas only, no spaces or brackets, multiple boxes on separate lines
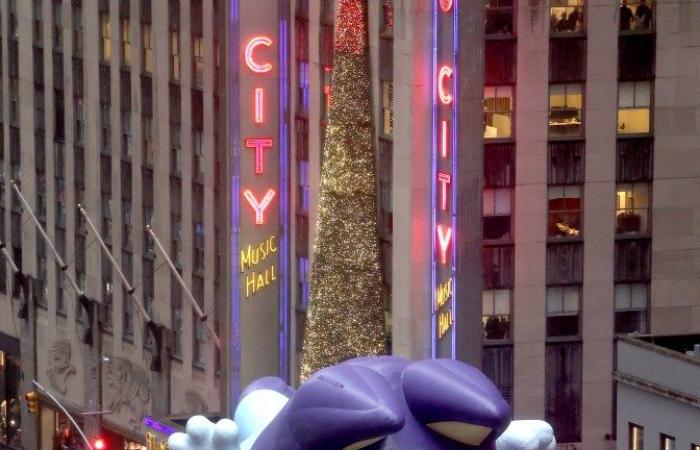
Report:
234,389,289,443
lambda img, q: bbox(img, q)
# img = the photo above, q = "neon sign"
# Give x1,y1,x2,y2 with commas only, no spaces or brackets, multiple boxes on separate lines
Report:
432,0,457,357
244,36,274,73
234,13,290,392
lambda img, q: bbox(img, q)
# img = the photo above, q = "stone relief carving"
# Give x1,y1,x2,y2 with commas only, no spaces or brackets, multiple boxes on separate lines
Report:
46,340,76,395
183,390,208,414
103,357,151,431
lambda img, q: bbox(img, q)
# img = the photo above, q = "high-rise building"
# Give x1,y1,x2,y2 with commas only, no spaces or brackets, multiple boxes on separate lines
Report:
0,0,227,447
0,1,697,449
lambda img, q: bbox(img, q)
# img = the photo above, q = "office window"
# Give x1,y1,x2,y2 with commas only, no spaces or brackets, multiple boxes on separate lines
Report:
482,289,511,340
297,61,310,114
382,81,393,136
484,144,515,187
142,23,153,73
546,342,582,443
121,19,131,66
486,0,514,36
615,283,648,334
483,188,512,241
482,346,513,403
617,138,653,182
547,286,580,337
629,423,644,450
381,0,394,36
548,186,582,237
100,14,111,63
615,239,651,282
618,81,651,134
298,256,310,308
483,245,514,289
193,36,203,88
170,31,180,80
550,38,586,83
33,0,43,45
616,183,650,235
660,435,676,450
53,1,63,50
171,275,183,357
550,0,584,33
549,141,584,184
549,84,583,137
484,86,513,139
72,1,83,56
620,0,654,31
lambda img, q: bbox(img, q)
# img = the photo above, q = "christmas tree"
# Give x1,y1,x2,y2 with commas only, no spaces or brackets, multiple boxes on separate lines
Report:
300,0,387,380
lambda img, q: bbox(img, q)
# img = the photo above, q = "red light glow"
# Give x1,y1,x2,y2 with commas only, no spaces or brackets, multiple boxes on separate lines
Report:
254,88,265,124
437,173,451,211
438,66,453,105
244,138,274,174
93,437,106,450
441,120,449,158
243,189,276,225
439,0,453,12
244,36,273,73
437,225,452,265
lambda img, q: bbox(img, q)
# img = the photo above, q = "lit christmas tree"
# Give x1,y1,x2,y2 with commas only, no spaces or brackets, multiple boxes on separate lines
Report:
300,0,387,380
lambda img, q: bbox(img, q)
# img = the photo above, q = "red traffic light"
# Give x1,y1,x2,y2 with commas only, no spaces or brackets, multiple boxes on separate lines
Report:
93,436,106,450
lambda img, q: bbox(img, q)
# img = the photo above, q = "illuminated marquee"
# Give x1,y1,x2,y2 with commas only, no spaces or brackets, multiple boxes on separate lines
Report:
233,0,290,390
432,0,457,358
241,34,278,295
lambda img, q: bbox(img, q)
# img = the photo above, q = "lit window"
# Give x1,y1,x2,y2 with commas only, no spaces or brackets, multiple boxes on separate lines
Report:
142,23,153,73
100,14,111,63
629,424,644,450
615,283,648,334
620,0,654,32
482,289,511,340
170,31,180,81
193,36,204,88
548,185,581,238
660,434,675,450
483,188,512,241
484,86,513,139
550,0,585,34
616,183,650,234
382,81,393,136
549,83,583,137
546,285,580,337
486,0,514,36
121,19,131,66
381,0,394,36
618,81,651,134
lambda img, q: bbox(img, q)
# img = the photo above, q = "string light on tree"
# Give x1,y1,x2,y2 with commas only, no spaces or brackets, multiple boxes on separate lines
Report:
300,0,387,380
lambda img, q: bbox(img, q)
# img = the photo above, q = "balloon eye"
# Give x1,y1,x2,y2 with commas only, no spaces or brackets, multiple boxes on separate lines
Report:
342,437,385,450
427,422,493,446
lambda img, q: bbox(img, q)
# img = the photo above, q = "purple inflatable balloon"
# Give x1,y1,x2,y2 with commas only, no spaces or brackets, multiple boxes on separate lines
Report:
249,356,511,450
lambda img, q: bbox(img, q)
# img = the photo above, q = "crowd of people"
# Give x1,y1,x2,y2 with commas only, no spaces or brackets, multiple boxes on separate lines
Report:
487,1,653,36
620,0,653,31
551,6,584,33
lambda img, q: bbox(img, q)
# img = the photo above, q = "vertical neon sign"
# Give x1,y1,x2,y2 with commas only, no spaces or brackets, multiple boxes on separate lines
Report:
431,0,458,358
234,0,290,390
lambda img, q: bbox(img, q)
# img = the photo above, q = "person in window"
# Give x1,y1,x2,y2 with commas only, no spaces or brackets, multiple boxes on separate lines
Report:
556,10,569,32
634,0,652,29
620,0,633,30
567,7,582,31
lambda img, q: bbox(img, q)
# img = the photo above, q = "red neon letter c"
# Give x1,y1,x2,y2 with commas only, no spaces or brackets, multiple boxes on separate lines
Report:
438,66,453,105
245,36,273,73
439,0,453,12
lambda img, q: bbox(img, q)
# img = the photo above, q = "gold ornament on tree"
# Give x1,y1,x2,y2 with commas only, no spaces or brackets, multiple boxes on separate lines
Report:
300,0,387,380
